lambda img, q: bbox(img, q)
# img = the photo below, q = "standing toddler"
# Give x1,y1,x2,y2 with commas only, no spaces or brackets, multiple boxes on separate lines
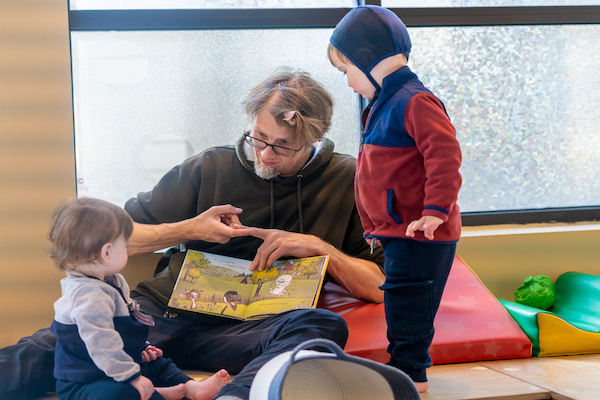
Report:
328,5,462,391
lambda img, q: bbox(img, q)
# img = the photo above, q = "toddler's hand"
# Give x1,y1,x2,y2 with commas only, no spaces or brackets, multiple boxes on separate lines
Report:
130,375,155,400
406,216,443,240
141,345,163,362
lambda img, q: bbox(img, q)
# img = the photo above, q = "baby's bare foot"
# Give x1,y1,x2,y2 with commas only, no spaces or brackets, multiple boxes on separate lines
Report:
185,369,230,400
155,383,186,400
414,381,428,392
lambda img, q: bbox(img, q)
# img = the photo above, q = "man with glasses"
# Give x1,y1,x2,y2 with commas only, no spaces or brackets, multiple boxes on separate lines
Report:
0,68,385,400
243,132,305,179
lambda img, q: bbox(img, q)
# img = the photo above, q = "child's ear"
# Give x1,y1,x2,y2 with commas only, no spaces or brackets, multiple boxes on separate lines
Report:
98,242,113,264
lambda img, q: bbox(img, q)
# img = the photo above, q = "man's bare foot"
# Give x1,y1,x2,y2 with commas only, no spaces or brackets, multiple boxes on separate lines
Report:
185,369,230,400
414,381,428,392
155,383,186,400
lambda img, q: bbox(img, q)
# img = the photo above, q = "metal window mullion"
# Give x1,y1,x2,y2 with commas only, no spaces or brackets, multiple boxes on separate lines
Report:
68,6,600,31
462,207,600,226
393,5,600,27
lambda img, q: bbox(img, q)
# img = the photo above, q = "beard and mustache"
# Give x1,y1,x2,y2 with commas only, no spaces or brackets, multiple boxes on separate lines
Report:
244,143,283,180
254,162,282,180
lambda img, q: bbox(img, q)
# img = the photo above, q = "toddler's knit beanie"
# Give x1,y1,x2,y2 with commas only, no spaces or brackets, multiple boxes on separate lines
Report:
330,5,411,91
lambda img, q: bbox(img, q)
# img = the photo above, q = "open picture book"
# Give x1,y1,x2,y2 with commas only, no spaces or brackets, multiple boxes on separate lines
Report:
167,250,329,321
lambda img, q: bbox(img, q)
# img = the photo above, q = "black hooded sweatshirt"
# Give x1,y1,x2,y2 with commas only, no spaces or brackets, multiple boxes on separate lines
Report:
125,135,385,307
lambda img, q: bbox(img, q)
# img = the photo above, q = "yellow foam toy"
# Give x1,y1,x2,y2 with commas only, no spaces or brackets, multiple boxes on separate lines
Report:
538,313,600,357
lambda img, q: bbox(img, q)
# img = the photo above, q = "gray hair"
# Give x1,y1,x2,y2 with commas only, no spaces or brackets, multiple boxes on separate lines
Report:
242,67,334,147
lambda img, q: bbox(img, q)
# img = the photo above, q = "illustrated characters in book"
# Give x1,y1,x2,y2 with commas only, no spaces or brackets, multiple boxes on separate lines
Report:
251,266,279,297
221,291,242,315
179,289,202,310
269,271,300,296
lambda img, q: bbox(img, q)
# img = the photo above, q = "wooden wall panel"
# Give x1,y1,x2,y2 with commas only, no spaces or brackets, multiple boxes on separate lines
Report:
0,0,75,347
458,228,600,301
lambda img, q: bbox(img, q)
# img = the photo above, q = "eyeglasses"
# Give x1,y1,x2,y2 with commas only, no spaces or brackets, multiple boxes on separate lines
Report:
244,133,304,157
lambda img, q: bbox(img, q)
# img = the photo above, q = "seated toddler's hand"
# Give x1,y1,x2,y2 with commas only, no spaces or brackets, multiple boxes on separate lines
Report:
130,375,155,400
141,345,164,362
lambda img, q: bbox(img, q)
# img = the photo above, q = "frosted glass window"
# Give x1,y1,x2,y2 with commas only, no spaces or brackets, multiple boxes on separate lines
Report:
71,29,359,207
407,24,600,212
70,0,355,10
384,0,600,6
72,25,600,214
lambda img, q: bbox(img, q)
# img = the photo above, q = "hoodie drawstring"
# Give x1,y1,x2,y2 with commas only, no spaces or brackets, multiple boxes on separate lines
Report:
297,175,304,234
270,180,275,229
268,175,304,233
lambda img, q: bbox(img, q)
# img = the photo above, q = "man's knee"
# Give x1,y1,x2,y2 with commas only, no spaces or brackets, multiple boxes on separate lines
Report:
287,309,349,346
19,328,57,349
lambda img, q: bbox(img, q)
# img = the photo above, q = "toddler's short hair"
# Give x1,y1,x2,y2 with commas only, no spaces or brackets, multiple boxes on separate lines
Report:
327,43,350,66
48,197,133,271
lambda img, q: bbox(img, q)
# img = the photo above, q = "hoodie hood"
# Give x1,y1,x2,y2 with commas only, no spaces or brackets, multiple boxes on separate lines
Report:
235,134,335,232
330,5,411,91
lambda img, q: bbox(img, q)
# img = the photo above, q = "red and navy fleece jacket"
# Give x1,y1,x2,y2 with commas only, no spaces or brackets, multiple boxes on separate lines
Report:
356,66,462,243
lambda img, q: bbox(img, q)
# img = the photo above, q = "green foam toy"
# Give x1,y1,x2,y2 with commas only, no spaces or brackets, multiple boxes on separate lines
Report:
514,275,555,310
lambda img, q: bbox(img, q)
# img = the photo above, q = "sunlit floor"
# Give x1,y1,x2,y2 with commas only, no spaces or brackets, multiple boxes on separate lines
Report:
421,354,600,400
186,354,600,400
40,354,600,400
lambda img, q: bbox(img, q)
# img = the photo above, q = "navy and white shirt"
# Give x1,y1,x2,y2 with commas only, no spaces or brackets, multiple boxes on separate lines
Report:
51,272,148,383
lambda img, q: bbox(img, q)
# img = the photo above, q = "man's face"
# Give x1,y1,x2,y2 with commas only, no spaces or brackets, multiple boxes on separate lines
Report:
250,108,311,180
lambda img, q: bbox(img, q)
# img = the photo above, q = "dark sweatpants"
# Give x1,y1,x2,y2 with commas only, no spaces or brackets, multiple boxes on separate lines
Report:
379,238,456,383
133,295,349,399
0,328,57,400
0,298,348,400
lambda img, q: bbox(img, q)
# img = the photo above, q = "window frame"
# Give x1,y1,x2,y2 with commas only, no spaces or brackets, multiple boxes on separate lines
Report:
67,1,600,226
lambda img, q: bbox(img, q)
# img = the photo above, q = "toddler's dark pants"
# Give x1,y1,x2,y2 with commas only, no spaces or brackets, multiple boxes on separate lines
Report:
56,356,191,400
380,238,456,382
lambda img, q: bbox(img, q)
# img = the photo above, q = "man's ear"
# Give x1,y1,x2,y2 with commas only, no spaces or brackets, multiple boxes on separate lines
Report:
98,242,113,264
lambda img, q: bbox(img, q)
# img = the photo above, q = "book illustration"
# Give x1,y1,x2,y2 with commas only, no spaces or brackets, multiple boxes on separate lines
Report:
178,289,202,309
221,291,242,315
269,270,300,296
168,250,328,320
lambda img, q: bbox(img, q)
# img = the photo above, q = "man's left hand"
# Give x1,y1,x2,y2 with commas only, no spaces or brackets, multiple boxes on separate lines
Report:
244,228,328,271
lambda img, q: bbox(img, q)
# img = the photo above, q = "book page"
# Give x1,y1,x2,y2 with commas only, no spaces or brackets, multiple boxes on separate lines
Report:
167,251,255,319
244,256,329,320
167,251,328,320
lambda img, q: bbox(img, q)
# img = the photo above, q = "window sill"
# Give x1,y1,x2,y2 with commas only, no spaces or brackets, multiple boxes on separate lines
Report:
461,221,600,237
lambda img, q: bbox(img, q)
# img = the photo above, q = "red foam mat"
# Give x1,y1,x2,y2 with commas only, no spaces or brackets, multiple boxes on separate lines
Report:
318,255,532,364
